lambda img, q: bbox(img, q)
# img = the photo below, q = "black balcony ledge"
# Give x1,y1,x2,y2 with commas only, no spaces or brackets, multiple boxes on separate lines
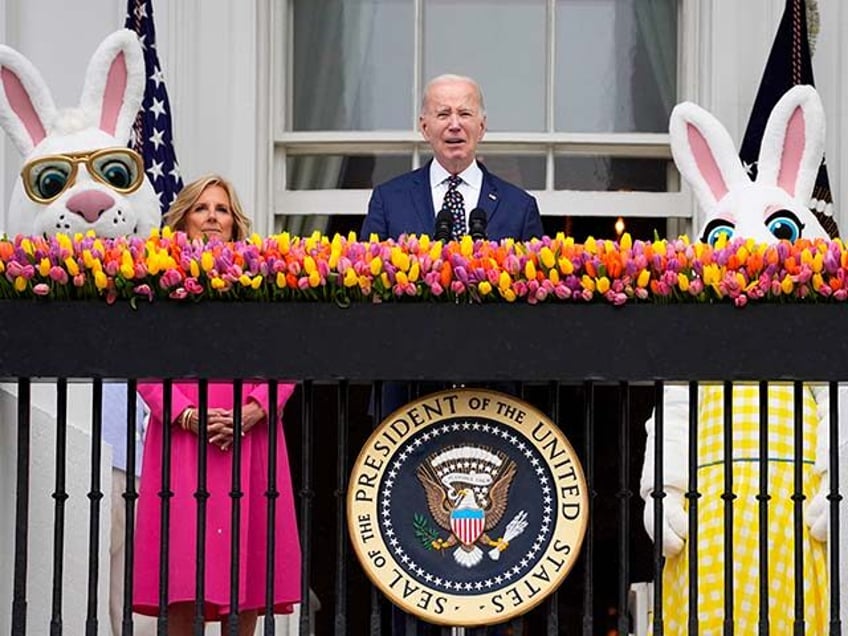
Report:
1,300,847,382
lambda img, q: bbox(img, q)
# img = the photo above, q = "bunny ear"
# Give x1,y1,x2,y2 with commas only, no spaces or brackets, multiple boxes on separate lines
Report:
756,85,824,200
79,29,145,143
669,102,749,213
0,45,56,155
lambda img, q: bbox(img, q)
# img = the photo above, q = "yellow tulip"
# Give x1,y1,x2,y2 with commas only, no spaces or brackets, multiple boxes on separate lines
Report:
308,271,320,287
94,271,108,290
419,235,431,251
597,277,610,293
162,226,173,239
251,275,263,290
637,269,651,288
369,257,382,276
343,269,357,287
21,238,33,256
14,276,26,292
250,233,262,248
524,260,537,280
780,274,794,294
304,255,316,275
479,281,492,295
620,233,632,251
559,258,574,275
549,269,560,284
501,288,516,302
64,257,80,276
189,260,199,278
677,273,689,292
581,275,596,292
409,260,420,282
498,271,511,290
276,272,287,288
211,277,226,290
38,258,50,277
539,247,555,269
201,251,215,272
460,235,473,257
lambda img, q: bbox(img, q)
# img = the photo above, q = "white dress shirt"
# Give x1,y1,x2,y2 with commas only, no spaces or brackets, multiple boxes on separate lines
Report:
429,159,483,224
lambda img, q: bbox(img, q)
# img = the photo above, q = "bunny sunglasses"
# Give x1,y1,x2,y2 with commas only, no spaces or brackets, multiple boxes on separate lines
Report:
21,147,145,204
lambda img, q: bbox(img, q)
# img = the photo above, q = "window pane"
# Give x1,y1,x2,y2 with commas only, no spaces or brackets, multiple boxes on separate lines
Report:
554,156,673,192
291,0,414,130
555,0,677,132
423,0,547,132
287,155,412,190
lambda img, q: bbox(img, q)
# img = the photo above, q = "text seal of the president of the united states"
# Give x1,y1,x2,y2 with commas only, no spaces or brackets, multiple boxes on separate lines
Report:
347,389,588,626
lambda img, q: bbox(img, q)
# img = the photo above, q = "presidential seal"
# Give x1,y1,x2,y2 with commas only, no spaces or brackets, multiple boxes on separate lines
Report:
347,389,588,627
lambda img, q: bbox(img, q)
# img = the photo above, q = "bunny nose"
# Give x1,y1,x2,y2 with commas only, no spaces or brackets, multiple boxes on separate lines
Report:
65,191,115,223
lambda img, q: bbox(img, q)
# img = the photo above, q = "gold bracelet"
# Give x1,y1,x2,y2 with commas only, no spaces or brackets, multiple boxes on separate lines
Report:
181,407,194,431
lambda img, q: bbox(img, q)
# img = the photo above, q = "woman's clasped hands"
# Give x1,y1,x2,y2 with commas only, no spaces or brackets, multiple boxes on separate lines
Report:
179,400,266,451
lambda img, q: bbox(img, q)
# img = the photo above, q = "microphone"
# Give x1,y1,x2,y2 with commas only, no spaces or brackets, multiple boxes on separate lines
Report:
468,207,488,241
434,208,453,242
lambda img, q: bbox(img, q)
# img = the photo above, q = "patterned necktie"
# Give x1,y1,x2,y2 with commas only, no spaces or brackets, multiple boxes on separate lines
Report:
443,174,465,240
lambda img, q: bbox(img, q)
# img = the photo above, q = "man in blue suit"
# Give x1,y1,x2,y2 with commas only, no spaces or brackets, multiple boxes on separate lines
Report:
361,73,543,242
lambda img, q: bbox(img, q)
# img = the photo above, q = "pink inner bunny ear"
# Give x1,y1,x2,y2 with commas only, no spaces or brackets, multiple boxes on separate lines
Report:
777,106,805,197
100,52,128,136
1,67,46,146
687,122,729,202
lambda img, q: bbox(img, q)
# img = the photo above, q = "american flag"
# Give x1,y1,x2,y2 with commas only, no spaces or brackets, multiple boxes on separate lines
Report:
738,0,838,238
125,0,183,217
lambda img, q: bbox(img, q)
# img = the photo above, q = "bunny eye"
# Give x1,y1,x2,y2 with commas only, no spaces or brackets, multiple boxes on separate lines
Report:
95,158,134,189
701,219,735,246
90,149,143,192
35,166,70,200
766,210,804,241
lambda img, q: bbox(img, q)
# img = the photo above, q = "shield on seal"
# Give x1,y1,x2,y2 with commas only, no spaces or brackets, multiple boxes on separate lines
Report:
450,507,485,546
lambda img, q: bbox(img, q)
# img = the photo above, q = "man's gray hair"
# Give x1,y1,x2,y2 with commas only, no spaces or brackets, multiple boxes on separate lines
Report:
420,74,486,116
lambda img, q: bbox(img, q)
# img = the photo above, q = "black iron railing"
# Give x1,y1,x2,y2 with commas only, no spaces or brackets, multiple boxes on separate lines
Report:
0,302,845,635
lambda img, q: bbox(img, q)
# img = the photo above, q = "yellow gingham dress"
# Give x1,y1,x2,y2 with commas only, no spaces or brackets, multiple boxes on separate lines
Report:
662,384,828,635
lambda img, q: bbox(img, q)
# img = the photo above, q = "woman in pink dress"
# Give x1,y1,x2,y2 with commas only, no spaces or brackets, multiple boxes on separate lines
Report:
133,175,300,635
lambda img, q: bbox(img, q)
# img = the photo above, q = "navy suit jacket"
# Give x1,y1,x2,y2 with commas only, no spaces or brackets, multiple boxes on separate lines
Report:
360,161,543,241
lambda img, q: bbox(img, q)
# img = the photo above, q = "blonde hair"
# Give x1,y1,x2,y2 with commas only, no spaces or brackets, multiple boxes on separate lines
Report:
163,173,250,241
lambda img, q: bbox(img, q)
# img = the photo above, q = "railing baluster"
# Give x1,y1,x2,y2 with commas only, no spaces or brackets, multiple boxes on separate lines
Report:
194,380,209,635
157,380,173,635
264,380,280,635
12,378,31,636
50,379,68,636
370,380,383,636
123,380,140,636
687,380,699,636
722,381,734,636
85,379,104,636
581,380,595,636
757,381,769,636
792,381,804,634
617,382,631,636
299,380,314,636
334,381,349,636
546,380,560,635
828,382,842,636
651,380,664,636
226,381,244,636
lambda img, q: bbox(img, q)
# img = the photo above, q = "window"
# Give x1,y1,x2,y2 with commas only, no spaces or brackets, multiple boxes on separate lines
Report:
272,0,689,240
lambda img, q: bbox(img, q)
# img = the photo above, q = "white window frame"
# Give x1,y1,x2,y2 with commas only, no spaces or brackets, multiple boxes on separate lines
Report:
267,0,701,234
